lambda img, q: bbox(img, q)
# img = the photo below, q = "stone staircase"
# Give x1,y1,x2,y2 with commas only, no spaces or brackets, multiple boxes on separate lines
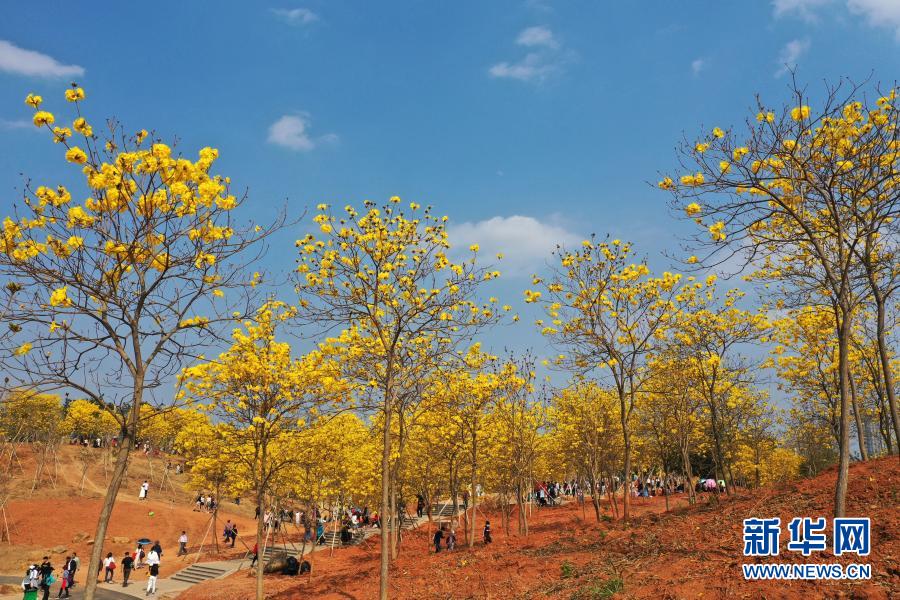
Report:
261,545,301,561
170,563,228,584
430,502,458,518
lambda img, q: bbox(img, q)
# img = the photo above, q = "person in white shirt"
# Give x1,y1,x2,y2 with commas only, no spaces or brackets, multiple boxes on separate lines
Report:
139,481,149,500
145,550,160,595
178,532,188,556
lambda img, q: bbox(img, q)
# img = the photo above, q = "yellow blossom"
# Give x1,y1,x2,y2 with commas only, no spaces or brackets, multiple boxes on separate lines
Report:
49,286,73,307
65,147,87,164
65,87,86,102
33,111,54,127
790,106,810,121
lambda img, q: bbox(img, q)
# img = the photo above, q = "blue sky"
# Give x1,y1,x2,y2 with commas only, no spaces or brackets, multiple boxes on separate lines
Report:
1,0,899,383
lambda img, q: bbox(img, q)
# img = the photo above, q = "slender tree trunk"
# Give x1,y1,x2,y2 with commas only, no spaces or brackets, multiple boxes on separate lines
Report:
618,391,631,522
589,472,601,522
662,469,670,512
835,309,853,518
874,299,900,458
83,382,142,600
681,443,695,504
607,474,619,519
255,440,268,600
850,374,869,461
708,399,730,495
379,392,392,600
520,478,529,536
389,483,398,560
468,427,477,548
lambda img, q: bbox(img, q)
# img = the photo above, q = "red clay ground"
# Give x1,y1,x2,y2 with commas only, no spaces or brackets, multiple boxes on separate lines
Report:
0,444,256,579
178,457,899,600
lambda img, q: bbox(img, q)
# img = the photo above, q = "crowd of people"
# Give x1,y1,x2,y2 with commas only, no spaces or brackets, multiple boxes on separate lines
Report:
20,542,163,598
194,493,218,512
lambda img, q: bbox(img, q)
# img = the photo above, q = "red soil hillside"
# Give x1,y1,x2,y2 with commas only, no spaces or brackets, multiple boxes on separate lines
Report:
0,444,255,578
178,456,898,600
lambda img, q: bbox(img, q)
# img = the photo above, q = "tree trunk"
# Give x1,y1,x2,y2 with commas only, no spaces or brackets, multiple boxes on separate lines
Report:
834,310,853,518
255,486,266,600
83,383,141,600
850,374,868,461
255,439,268,600
379,393,392,600
621,426,631,522
617,388,632,522
607,475,619,519
468,428,477,548
520,479,529,536
681,444,695,505
708,399,730,495
588,472,601,522
663,469,670,512
389,483,398,560
874,299,900,458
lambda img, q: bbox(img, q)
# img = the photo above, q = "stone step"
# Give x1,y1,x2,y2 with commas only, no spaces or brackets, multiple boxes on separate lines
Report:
170,565,227,584
183,565,226,574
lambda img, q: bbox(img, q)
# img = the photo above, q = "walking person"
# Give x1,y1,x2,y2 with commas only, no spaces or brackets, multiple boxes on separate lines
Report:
121,552,134,587
178,531,188,556
145,547,160,596
55,564,70,598
483,520,492,544
65,555,77,590
446,529,457,551
139,480,149,500
23,563,40,596
432,527,443,553
39,557,53,600
222,521,234,545
250,543,258,568
103,553,115,583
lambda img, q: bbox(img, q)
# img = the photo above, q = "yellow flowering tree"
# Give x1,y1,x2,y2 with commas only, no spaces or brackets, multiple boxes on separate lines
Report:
180,301,346,600
63,398,120,440
638,355,703,505
293,199,503,598
660,81,900,516
549,381,623,517
667,278,769,490
525,237,682,521
484,354,544,535
0,389,63,441
1,86,280,597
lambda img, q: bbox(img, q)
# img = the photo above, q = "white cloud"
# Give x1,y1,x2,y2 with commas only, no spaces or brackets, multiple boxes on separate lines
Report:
691,58,706,76
848,0,900,39
773,0,900,39
516,26,559,49
267,114,336,151
0,40,84,78
489,52,560,82
772,0,832,22
447,215,582,275
490,26,568,84
271,8,319,25
775,38,810,77
0,119,33,130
